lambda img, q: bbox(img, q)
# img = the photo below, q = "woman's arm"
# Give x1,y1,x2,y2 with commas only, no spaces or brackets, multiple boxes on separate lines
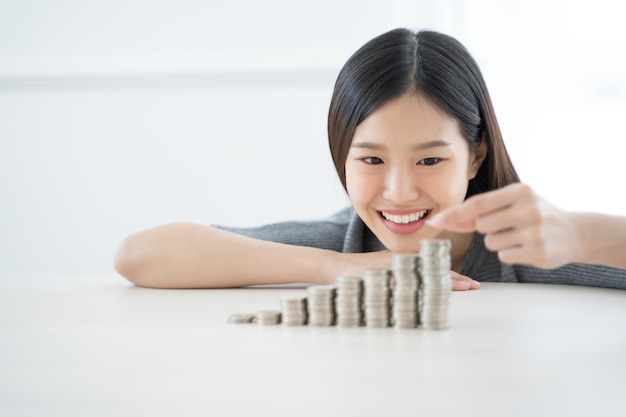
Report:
114,222,480,290
113,223,391,288
573,212,626,270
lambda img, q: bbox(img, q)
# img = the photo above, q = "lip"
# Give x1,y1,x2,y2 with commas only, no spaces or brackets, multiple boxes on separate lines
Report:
377,209,431,235
379,209,428,215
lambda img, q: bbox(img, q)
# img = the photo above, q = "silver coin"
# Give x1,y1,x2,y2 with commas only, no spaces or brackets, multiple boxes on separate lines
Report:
363,269,391,286
227,313,256,324
282,318,307,326
364,286,390,295
256,310,281,318
336,275,363,287
280,296,307,305
307,285,336,295
256,310,282,325
337,320,362,327
365,319,390,328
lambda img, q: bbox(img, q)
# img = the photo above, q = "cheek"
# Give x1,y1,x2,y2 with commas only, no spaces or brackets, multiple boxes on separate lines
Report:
345,167,365,202
345,163,378,207
344,163,355,193
427,163,470,204
443,164,472,201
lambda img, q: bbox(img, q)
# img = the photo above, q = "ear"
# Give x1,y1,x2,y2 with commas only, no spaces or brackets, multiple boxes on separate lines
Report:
468,133,488,180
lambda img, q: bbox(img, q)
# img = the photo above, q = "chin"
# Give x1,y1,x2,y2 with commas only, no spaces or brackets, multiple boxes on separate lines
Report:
378,230,443,253
380,238,421,253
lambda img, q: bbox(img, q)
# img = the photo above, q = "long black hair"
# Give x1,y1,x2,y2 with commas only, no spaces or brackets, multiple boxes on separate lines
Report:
328,28,519,197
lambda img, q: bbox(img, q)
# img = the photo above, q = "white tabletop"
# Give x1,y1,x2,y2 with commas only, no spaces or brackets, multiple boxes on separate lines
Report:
1,274,625,417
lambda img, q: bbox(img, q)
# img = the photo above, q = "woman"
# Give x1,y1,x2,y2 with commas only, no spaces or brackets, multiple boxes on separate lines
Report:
114,29,626,290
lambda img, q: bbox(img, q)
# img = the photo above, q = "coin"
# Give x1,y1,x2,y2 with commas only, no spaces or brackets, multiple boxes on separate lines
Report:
227,313,256,324
280,295,307,326
306,285,336,326
335,275,363,327
255,310,282,325
363,268,391,327
418,239,452,330
230,240,452,331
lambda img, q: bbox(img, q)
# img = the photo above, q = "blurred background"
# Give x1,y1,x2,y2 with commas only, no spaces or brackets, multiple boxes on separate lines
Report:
1,0,625,274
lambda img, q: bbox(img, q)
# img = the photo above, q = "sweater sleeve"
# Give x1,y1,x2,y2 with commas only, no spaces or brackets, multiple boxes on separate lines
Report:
515,263,626,290
212,208,353,252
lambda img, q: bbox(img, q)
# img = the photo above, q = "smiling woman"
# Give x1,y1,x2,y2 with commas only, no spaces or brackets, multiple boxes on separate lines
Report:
113,28,626,290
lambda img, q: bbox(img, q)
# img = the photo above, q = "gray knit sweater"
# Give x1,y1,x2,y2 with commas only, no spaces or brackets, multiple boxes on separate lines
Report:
217,207,626,290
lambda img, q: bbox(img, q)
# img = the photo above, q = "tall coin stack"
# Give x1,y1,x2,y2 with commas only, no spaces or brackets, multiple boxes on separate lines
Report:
306,285,336,326
335,276,363,327
363,269,391,328
391,253,420,328
418,239,452,330
280,296,308,326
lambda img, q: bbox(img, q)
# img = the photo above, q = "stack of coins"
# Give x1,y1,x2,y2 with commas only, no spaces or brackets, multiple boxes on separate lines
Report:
255,310,282,325
335,276,363,327
391,253,420,328
418,239,452,330
363,268,391,328
227,313,256,324
306,285,336,326
280,296,308,326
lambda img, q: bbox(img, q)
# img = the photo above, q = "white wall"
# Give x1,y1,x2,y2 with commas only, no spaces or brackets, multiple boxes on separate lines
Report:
1,0,625,274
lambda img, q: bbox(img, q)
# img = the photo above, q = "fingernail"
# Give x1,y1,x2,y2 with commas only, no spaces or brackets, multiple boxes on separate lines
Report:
472,279,481,287
454,281,471,291
427,214,445,228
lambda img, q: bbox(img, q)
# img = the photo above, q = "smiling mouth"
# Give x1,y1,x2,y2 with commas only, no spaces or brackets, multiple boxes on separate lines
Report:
379,210,431,224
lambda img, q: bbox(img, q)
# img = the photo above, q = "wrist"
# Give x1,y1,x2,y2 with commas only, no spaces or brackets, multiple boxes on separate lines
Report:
569,212,590,264
571,212,620,265
314,249,341,285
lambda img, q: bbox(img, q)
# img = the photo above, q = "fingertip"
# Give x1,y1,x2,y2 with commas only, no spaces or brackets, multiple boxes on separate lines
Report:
426,213,445,229
453,280,471,291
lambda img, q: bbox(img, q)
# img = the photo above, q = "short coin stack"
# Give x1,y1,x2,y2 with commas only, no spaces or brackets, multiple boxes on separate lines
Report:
280,296,308,326
418,239,452,330
227,313,256,324
306,285,336,326
391,253,420,328
335,276,363,327
255,310,282,325
362,269,391,328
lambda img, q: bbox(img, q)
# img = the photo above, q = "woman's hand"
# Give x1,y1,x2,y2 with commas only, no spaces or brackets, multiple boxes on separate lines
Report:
331,251,480,291
428,183,580,269
451,271,481,291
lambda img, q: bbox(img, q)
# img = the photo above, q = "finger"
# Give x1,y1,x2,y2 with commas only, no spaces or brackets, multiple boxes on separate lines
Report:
451,271,480,291
429,216,478,233
497,240,558,269
475,205,525,235
429,183,529,232
483,227,525,252
453,279,471,291
432,191,517,231
477,198,543,236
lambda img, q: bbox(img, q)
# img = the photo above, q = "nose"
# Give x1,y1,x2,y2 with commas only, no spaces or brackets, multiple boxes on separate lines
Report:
381,166,420,204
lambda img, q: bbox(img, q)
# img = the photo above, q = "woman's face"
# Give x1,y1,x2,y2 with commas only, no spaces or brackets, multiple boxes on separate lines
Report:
345,92,486,252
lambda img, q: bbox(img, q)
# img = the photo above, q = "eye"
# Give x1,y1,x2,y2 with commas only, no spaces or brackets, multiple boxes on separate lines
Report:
361,156,384,165
418,157,440,166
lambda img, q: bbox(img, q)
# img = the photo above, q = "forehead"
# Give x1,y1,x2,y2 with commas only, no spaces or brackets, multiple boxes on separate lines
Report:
352,92,463,146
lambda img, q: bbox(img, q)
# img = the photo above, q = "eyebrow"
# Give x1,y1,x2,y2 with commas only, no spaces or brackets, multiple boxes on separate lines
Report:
350,139,451,151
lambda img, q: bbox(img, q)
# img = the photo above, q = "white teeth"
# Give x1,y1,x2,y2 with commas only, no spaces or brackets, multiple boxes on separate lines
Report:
381,210,428,224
